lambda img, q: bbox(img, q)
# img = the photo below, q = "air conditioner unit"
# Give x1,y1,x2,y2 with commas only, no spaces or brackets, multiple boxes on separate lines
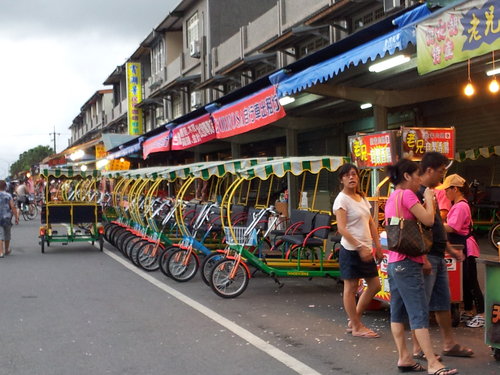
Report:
189,40,201,58
383,0,402,13
190,91,202,109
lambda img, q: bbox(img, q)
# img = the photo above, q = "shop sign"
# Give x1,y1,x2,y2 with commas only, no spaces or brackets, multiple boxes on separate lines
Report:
106,159,130,171
171,114,216,150
95,144,107,159
143,130,170,159
348,131,397,168
48,156,67,166
126,62,143,135
212,86,286,139
417,0,500,75
401,127,455,160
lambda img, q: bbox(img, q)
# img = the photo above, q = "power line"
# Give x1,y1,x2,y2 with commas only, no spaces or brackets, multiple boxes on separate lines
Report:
49,126,61,153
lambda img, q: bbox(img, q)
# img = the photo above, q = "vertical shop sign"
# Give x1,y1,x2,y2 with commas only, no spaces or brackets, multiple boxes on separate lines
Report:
126,62,143,135
417,0,500,74
212,86,286,139
95,144,107,160
401,127,455,160
348,131,397,168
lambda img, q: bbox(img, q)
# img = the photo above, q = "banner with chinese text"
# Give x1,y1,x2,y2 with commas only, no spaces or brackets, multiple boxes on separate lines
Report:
142,130,171,159
348,131,398,168
171,114,216,150
95,144,107,160
126,62,143,135
417,0,500,75
401,127,455,160
212,86,286,139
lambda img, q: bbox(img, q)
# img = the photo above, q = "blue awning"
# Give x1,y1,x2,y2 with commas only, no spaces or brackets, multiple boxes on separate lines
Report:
272,3,432,97
107,141,142,160
276,26,416,97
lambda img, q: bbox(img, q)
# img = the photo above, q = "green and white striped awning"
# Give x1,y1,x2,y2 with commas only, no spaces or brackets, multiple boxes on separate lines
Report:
190,157,280,180
40,167,100,178
455,146,500,162
237,156,347,180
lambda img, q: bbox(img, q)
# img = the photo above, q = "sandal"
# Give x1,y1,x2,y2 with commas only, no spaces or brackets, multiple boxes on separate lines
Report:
428,367,458,375
413,352,442,361
442,344,473,357
398,362,425,372
351,329,380,338
466,315,485,328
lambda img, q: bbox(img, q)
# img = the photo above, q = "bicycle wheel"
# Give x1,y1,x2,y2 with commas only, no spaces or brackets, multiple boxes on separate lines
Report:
210,258,249,298
116,230,134,257
27,203,37,220
489,222,500,250
137,241,164,272
125,236,143,263
200,252,225,286
158,246,178,277
21,206,29,221
167,248,199,282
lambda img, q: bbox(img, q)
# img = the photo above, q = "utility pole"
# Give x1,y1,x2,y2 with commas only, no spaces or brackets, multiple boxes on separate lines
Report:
49,126,61,153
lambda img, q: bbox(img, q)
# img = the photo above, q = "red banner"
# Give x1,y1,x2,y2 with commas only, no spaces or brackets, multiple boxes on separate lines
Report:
171,114,216,151
401,127,455,160
142,130,170,159
212,86,286,139
348,131,397,168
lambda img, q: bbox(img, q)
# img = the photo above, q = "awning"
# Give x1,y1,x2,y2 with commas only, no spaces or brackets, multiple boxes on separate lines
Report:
190,157,281,180
107,140,142,160
40,167,100,178
101,134,138,151
171,114,216,150
272,3,432,97
236,156,346,180
143,130,171,159
455,145,500,162
210,86,286,139
275,25,416,97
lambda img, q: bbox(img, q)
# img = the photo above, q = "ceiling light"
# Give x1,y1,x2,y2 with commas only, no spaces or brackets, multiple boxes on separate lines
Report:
69,149,85,161
489,78,499,93
464,82,475,96
279,96,295,106
96,159,110,169
368,55,411,73
486,67,500,76
80,165,88,172
360,103,372,109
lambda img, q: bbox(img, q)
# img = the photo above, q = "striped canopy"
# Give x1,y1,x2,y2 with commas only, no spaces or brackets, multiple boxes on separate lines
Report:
190,157,280,180
455,146,500,162
40,167,100,178
236,156,347,180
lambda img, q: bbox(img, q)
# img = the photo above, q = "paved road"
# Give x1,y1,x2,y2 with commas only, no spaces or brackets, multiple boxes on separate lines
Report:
1,218,499,375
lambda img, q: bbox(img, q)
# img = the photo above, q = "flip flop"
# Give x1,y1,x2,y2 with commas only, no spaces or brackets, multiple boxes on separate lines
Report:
428,367,458,375
398,362,425,372
352,329,380,338
413,352,442,361
442,344,473,357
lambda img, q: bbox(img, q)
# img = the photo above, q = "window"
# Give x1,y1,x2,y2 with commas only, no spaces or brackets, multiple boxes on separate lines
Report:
353,6,384,31
187,12,199,47
172,95,183,119
151,39,165,76
297,33,329,58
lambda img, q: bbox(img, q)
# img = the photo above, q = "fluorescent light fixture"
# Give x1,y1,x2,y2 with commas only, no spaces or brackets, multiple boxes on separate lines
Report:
486,67,500,76
360,103,373,109
369,55,411,73
69,149,85,161
279,96,295,106
80,164,88,172
96,159,110,169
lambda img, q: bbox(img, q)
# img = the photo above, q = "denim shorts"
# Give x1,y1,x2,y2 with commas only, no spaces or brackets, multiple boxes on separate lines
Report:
339,246,378,280
424,254,451,311
388,259,429,330
0,224,12,241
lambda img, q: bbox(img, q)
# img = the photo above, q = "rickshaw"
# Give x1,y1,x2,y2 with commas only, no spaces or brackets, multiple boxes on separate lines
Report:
39,167,104,253
208,156,346,298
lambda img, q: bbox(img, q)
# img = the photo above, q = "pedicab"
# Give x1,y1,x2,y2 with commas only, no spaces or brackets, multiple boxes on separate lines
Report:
208,156,346,298
38,167,104,253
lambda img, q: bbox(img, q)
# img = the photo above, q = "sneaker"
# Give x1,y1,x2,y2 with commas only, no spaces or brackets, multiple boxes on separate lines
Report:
460,312,474,323
466,314,485,328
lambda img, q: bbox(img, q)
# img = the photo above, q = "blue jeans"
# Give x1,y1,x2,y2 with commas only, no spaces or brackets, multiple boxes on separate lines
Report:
388,259,429,330
424,254,451,311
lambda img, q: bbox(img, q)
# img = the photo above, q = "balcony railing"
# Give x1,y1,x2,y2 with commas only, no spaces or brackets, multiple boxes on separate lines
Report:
245,6,279,54
212,30,243,74
281,0,330,31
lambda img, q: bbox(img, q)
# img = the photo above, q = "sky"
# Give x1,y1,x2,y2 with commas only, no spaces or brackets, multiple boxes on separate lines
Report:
0,0,178,178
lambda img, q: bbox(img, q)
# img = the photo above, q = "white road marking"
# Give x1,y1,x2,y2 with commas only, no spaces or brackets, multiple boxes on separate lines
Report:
101,246,322,375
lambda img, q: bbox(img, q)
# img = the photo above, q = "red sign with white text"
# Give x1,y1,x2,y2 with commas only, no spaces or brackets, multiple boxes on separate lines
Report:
142,130,170,159
171,114,216,150
401,127,455,160
212,86,286,139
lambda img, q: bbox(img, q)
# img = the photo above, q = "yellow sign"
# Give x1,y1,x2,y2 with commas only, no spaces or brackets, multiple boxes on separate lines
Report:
95,144,107,159
126,62,143,135
105,159,131,171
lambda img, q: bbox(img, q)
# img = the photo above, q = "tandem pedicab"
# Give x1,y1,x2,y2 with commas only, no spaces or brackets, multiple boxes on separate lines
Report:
208,156,346,298
38,167,104,253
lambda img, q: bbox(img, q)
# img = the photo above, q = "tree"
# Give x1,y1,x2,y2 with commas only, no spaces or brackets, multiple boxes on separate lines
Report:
10,145,54,177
